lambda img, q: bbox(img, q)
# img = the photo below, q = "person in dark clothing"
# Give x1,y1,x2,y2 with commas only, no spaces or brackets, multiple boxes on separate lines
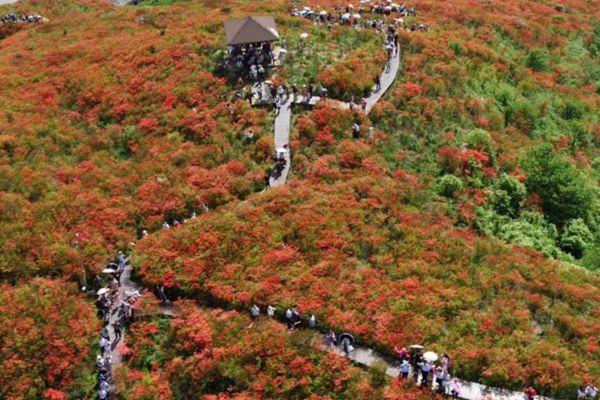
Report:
114,319,123,342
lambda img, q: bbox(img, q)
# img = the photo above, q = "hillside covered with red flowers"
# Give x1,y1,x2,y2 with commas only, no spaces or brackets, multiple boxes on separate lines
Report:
0,0,598,398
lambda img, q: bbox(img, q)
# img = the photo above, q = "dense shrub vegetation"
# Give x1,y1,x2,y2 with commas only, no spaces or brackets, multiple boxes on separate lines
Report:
0,278,99,399
0,0,598,397
116,299,433,399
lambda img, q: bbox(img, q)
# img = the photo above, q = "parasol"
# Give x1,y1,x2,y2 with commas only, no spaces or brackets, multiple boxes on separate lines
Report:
423,351,438,362
102,268,117,274
409,344,424,350
97,288,109,296
339,333,355,344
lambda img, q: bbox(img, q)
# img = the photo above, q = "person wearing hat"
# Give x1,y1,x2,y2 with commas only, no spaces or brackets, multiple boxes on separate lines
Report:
400,359,410,378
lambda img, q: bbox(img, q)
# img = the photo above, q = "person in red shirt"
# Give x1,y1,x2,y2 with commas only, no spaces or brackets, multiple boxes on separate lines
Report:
525,386,537,400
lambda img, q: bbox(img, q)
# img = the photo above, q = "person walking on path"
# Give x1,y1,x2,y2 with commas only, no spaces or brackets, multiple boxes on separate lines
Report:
360,97,367,113
420,361,431,387
524,386,537,400
113,319,123,343
308,314,316,328
450,378,461,398
400,360,410,379
251,304,260,320
274,97,281,116
586,384,598,399
341,336,351,356
285,308,293,329
326,330,337,347
267,305,276,318
374,74,381,92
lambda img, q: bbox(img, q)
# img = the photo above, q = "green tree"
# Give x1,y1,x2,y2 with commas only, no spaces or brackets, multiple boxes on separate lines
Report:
490,174,527,217
526,49,549,72
522,144,594,227
560,218,594,258
437,174,463,198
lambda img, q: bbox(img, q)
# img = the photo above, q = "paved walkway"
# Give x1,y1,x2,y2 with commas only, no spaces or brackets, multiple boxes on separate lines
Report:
364,50,400,114
323,341,550,400
266,50,401,187
269,95,293,187
107,261,139,368
0,0,19,5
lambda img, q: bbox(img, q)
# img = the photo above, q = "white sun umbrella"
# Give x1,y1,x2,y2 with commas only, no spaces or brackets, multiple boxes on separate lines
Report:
347,4,354,9
409,344,424,350
97,287,110,296
300,32,309,40
102,268,117,274
423,351,438,362
319,10,328,16
353,13,361,19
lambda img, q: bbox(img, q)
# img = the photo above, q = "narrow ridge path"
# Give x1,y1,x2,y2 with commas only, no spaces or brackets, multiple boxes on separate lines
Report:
107,260,140,370
268,48,401,186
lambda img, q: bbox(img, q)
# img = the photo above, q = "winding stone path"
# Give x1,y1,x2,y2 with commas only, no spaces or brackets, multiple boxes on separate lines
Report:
364,49,400,114
322,341,550,400
268,49,401,186
107,260,140,370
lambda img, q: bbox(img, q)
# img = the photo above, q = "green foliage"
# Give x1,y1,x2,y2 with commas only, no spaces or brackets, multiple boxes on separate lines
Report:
490,174,526,217
588,23,600,57
560,218,594,258
475,209,562,258
526,48,549,72
521,144,594,227
437,174,463,198
581,246,600,271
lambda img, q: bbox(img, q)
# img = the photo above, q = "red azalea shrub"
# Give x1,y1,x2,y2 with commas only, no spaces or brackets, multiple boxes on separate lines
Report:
0,279,99,399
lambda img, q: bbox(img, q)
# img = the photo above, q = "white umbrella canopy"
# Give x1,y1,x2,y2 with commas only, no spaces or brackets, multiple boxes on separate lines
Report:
97,288,109,296
352,13,361,19
319,10,328,16
423,351,438,362
300,32,309,39
102,268,117,274
409,344,424,350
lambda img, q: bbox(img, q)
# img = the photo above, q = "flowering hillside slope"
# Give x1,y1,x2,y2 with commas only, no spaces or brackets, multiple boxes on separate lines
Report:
133,179,600,396
0,0,598,398
116,299,433,400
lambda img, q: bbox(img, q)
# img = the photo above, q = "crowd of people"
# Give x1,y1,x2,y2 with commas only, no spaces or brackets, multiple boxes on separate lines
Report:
93,252,141,400
577,384,598,400
249,304,317,331
225,42,275,81
391,345,462,396
0,12,46,24
290,1,428,32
